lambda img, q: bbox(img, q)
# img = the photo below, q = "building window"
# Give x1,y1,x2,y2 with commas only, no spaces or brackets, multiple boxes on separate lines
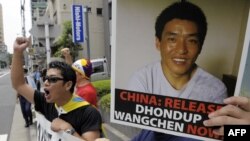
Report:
97,8,102,16
87,7,91,13
109,2,112,20
63,4,67,10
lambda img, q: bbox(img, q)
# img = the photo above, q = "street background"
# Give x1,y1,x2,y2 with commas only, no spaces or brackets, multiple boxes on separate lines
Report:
0,69,132,141
0,69,36,141
0,69,15,141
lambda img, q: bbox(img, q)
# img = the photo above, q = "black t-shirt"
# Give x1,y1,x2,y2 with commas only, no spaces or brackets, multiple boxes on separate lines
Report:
34,90,102,135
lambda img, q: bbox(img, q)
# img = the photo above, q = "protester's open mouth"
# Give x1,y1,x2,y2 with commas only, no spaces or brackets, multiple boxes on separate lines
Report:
44,89,50,96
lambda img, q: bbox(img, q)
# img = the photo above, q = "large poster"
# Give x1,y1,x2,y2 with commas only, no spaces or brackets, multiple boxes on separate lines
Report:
111,0,250,141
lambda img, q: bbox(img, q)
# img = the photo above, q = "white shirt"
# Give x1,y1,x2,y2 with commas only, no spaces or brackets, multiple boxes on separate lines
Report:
128,61,227,104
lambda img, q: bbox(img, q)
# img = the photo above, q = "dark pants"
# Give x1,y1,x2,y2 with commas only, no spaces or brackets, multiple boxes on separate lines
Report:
19,96,33,125
34,79,41,91
36,81,41,91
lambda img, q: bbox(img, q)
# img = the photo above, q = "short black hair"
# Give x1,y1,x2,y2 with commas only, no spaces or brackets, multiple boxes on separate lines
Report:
155,1,207,49
48,61,76,93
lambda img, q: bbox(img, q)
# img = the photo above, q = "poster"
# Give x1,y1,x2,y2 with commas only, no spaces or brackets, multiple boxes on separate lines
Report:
114,89,224,140
111,0,250,141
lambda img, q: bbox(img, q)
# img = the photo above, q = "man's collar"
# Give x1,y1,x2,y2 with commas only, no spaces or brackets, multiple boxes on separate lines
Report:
55,94,89,115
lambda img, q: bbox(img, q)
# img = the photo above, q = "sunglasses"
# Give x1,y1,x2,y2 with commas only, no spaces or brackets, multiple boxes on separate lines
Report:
44,76,64,83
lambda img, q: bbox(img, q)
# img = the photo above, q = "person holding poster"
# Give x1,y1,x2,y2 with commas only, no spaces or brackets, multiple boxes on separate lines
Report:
11,37,103,141
204,96,250,135
128,1,227,141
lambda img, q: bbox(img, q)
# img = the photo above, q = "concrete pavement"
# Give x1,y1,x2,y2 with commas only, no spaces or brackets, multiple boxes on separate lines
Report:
0,69,9,77
9,102,36,141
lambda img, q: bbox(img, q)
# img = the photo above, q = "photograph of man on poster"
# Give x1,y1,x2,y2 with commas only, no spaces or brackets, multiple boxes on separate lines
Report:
111,0,250,140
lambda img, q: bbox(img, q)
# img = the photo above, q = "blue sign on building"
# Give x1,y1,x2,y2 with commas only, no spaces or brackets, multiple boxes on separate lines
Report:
72,5,84,43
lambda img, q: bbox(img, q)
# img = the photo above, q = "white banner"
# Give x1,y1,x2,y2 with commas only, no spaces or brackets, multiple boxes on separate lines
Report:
36,113,83,141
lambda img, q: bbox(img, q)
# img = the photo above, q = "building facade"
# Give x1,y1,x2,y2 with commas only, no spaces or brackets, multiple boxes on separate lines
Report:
29,0,48,68
29,0,111,75
47,0,108,60
0,4,4,45
0,4,8,68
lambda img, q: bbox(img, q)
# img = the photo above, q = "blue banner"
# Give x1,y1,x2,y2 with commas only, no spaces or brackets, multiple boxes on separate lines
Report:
72,5,84,43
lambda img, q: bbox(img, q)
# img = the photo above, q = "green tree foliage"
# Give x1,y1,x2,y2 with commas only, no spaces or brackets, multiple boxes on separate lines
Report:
52,21,83,60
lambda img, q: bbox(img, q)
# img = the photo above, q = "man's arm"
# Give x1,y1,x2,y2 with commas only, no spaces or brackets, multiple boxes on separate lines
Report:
81,130,100,141
11,37,35,104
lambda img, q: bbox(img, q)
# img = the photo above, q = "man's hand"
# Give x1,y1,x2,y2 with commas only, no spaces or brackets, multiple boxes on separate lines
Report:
51,118,73,132
61,48,71,58
13,37,31,52
61,47,73,65
203,96,250,135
